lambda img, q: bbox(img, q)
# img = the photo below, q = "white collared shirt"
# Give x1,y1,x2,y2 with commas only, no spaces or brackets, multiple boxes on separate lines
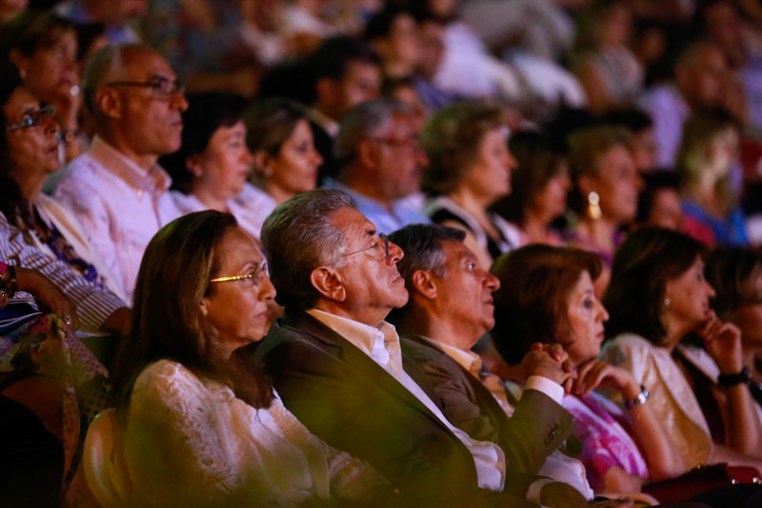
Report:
306,309,506,491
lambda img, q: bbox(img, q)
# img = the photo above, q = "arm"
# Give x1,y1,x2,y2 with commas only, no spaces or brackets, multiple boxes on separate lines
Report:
700,313,762,456
575,359,684,481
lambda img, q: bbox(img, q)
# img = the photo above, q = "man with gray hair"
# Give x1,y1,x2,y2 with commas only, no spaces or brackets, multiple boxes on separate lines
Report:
246,189,585,508
323,99,430,234
53,43,185,300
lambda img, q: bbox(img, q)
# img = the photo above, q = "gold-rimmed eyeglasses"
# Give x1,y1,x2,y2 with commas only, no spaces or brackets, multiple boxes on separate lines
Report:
210,262,268,287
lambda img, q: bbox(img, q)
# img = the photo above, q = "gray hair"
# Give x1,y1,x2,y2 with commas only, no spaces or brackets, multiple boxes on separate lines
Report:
333,99,411,167
261,189,357,311
82,43,154,116
388,224,466,283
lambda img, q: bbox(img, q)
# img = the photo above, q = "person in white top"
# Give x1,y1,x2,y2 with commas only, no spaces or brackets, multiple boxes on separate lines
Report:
248,189,598,508
162,92,277,240
102,210,385,507
53,44,185,302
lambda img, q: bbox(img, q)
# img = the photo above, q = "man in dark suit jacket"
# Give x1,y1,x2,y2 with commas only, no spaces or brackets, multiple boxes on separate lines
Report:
388,224,593,498
244,189,587,508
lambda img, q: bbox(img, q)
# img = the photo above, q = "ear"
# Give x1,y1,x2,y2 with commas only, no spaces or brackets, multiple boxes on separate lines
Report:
185,154,204,178
199,297,210,317
310,266,346,302
8,49,27,77
411,269,437,300
96,87,122,120
252,150,273,176
356,139,380,170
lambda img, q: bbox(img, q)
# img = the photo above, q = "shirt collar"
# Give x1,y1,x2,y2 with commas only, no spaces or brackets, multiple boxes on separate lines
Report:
418,336,483,378
306,308,400,357
89,136,172,196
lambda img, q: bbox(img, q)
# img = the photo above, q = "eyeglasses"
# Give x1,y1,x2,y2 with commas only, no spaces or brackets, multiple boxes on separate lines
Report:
106,76,185,100
210,262,268,287
341,233,391,261
5,105,56,132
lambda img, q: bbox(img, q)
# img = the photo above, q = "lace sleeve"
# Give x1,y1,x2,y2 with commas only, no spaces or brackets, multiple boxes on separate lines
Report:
124,360,241,506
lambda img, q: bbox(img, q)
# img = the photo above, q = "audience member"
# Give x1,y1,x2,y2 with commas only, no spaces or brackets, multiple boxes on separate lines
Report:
53,43,185,301
601,108,658,173
249,188,587,507
1,11,84,161
422,100,520,269
0,60,126,301
365,5,420,80
389,224,594,500
492,131,571,246
636,170,683,230
161,92,275,239
603,228,762,467
325,99,429,234
676,108,748,246
244,97,323,206
107,210,385,507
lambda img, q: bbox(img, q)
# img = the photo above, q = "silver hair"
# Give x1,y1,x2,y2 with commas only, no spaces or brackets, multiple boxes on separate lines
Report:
261,189,357,311
333,98,411,166
82,43,153,116
388,224,466,283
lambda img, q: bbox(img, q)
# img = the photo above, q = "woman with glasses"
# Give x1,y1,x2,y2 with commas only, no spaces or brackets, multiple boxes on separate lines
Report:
421,100,521,269
107,210,385,507
0,61,127,302
160,92,277,240
1,11,84,162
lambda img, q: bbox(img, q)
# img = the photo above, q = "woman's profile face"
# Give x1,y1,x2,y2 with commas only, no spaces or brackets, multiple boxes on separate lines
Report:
462,127,516,202
730,267,762,346
202,227,276,352
531,162,571,220
593,145,642,224
14,30,78,102
191,121,251,201
267,119,322,198
563,270,609,365
4,86,61,179
664,257,715,332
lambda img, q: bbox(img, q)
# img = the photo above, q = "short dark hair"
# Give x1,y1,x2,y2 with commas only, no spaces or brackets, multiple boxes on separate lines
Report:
706,247,762,317
490,245,602,365
161,92,248,194
603,227,706,345
0,10,75,60
308,35,381,83
390,224,466,282
261,189,356,311
636,170,680,223
0,60,27,225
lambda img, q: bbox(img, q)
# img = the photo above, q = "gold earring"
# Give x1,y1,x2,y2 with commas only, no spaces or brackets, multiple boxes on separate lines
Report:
587,191,601,220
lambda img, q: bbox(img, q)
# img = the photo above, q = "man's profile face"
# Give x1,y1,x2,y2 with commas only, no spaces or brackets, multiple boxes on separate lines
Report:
107,48,187,157
371,112,425,201
333,61,381,119
328,207,408,324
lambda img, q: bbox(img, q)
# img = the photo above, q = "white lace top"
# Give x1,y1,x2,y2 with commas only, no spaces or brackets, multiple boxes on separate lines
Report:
121,360,380,507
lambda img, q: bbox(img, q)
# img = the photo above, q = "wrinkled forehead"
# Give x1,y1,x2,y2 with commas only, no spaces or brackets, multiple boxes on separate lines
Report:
109,47,175,82
330,207,375,242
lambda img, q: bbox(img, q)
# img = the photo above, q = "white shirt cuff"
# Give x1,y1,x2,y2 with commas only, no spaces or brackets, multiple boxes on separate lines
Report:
526,478,555,506
524,375,564,404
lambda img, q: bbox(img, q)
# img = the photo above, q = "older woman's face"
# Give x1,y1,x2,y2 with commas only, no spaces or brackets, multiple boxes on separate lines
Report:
191,121,251,201
462,127,516,203
4,87,61,181
592,145,642,224
13,29,78,103
664,257,715,333
202,227,276,353
531,162,571,220
267,119,322,198
563,270,609,365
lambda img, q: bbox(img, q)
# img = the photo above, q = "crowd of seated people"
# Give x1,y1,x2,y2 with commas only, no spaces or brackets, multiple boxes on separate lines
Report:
5,0,762,507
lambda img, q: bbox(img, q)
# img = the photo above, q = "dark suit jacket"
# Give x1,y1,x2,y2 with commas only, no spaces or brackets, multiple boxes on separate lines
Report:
400,335,574,477
243,311,538,508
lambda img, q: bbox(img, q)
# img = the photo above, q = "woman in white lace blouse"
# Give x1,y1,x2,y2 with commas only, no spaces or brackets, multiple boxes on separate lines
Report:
109,211,384,507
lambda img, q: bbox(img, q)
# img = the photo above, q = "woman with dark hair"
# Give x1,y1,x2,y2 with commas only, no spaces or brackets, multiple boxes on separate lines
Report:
162,92,277,240
491,244,684,495
1,10,83,161
422,100,520,269
245,97,323,205
491,131,570,246
0,60,128,303
602,228,762,469
636,170,683,231
107,211,382,507
706,248,762,408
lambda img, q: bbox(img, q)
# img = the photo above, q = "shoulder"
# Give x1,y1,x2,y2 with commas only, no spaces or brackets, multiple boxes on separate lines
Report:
132,360,207,401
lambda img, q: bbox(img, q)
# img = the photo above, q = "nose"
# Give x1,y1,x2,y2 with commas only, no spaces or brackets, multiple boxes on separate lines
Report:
597,299,609,322
259,274,277,301
311,146,323,166
387,240,404,264
505,148,518,171
172,91,189,112
484,271,500,291
44,114,60,135
415,144,429,167
706,281,716,298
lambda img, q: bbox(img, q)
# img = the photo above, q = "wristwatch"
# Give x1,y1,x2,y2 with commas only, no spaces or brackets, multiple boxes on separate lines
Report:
718,367,752,387
624,385,650,409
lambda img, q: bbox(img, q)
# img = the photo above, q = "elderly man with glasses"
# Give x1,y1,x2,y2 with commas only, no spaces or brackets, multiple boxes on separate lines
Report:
53,43,186,301
244,188,592,508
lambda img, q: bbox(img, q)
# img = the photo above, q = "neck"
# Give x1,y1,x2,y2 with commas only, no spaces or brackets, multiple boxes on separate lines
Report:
191,185,229,213
264,182,296,205
576,215,618,252
313,301,389,329
397,304,476,352
449,187,493,213
341,168,395,209
522,209,554,243
99,131,158,172
660,313,692,353
13,171,45,202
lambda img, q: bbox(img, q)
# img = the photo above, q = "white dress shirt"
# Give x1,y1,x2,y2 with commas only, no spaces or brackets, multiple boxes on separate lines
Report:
306,309,506,491
54,137,182,302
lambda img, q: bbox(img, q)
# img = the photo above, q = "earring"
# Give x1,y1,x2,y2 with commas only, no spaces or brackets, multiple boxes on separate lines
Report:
664,297,671,308
19,68,26,80
586,191,601,220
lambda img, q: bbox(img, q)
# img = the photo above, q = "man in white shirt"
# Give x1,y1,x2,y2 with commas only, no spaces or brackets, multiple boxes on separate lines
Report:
248,189,587,507
388,223,596,501
53,44,185,302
